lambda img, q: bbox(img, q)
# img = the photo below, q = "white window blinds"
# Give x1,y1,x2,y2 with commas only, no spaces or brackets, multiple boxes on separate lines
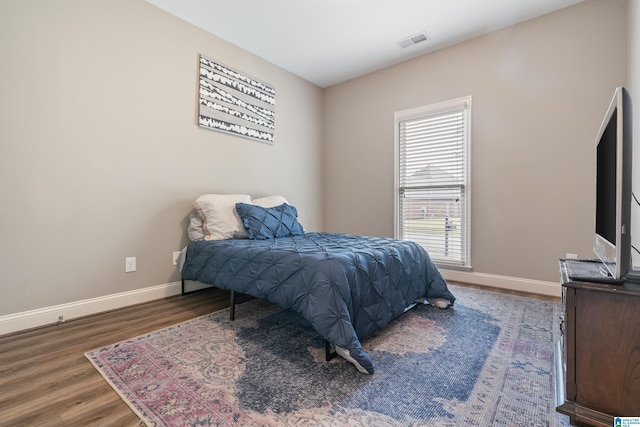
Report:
395,97,471,267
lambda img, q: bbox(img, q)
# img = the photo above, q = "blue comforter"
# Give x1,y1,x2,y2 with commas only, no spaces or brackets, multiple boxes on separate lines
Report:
181,232,455,373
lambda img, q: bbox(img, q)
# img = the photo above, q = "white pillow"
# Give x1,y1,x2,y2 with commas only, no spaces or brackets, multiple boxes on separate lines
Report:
187,211,206,241
251,195,289,208
193,194,252,240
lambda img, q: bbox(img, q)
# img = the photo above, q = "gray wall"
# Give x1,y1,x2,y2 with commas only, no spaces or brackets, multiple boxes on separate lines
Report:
323,0,628,283
0,0,632,320
0,0,324,316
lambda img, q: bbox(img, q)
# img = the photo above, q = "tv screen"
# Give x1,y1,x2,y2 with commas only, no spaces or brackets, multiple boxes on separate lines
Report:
595,106,618,245
593,86,632,281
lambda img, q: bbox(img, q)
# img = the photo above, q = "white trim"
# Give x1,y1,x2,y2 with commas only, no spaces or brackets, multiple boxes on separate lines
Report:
442,269,561,298
0,282,185,336
0,272,559,336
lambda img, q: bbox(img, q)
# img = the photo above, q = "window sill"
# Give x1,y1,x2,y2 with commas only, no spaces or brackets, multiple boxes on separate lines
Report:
437,263,472,272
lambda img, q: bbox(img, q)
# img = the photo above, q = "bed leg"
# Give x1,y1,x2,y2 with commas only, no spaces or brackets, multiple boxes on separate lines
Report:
181,279,185,295
229,290,235,321
325,341,337,361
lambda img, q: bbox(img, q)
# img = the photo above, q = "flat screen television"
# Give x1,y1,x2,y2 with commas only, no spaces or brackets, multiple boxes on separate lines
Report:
593,86,633,281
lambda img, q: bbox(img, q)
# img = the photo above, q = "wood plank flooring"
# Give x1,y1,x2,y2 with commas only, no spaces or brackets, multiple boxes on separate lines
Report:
0,282,557,426
0,287,247,427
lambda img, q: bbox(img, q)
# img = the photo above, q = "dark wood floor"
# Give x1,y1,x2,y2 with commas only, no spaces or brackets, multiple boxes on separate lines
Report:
0,287,249,427
0,282,557,426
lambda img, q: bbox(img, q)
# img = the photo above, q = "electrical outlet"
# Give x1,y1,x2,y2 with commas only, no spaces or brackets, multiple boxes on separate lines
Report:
125,257,136,272
566,253,578,260
172,251,181,266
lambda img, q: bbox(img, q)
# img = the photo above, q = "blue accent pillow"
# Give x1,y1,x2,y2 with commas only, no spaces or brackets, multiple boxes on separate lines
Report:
235,203,305,240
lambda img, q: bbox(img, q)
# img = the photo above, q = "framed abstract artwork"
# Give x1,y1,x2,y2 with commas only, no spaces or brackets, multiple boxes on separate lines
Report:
197,54,275,144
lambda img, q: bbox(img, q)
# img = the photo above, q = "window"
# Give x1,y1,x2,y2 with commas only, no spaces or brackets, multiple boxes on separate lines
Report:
394,97,471,268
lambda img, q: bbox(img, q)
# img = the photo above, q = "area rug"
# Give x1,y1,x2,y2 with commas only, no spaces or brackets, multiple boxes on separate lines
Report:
85,284,571,426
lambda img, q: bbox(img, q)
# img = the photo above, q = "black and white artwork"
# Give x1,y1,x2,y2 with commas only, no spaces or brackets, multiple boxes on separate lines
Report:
198,55,275,144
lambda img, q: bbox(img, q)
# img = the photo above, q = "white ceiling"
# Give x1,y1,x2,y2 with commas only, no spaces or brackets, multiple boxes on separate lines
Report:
146,0,586,88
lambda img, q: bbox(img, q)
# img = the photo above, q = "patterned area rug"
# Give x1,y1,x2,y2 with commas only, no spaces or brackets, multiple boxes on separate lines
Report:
85,284,571,426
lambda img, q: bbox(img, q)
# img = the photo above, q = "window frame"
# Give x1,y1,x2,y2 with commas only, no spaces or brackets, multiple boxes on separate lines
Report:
393,96,472,269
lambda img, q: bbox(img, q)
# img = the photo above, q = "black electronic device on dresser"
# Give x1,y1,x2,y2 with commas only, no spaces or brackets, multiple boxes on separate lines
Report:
569,86,633,285
555,87,640,426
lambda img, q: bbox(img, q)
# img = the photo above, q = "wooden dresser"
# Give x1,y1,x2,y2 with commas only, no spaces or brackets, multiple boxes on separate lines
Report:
556,259,640,426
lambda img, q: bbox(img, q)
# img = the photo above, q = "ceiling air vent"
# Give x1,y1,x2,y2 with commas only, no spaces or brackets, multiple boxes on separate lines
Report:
396,31,430,49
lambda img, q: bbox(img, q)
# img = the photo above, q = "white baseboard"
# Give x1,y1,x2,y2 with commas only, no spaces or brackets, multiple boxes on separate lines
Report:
442,269,561,298
1,273,559,337
0,281,186,336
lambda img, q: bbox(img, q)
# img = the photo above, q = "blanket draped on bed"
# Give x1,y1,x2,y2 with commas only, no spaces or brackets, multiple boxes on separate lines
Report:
181,232,455,373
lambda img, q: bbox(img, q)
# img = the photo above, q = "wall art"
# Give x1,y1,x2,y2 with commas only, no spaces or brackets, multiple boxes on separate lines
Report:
198,54,275,144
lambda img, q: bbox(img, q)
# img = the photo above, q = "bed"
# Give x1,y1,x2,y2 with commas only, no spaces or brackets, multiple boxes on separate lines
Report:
180,194,456,374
